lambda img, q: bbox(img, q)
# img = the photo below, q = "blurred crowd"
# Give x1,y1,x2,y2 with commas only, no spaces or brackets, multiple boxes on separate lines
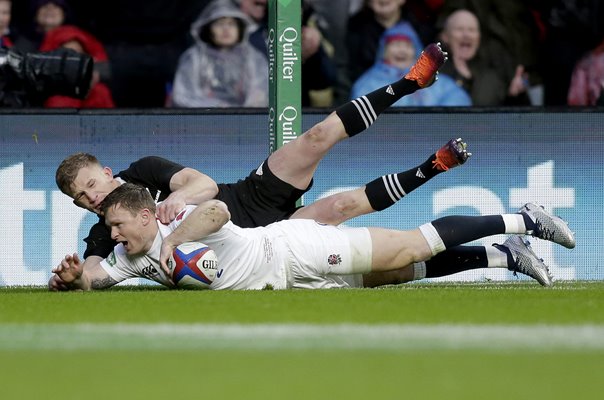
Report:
2,0,604,109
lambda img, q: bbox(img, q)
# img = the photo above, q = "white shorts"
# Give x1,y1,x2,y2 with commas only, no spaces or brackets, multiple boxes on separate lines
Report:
276,220,372,289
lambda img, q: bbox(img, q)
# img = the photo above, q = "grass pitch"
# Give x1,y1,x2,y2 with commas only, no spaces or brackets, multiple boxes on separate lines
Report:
1,282,602,399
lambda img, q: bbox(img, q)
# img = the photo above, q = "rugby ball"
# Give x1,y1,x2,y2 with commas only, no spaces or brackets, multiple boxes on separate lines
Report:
168,242,218,289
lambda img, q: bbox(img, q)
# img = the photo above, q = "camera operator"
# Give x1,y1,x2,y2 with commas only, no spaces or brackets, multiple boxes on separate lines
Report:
0,46,92,107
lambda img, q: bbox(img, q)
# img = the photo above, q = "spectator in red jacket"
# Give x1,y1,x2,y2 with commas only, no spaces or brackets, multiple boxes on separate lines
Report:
39,24,115,108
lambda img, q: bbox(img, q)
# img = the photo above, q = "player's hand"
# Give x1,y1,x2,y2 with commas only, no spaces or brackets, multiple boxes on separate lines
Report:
508,65,528,97
156,193,186,224
52,253,84,284
48,273,69,291
159,241,176,284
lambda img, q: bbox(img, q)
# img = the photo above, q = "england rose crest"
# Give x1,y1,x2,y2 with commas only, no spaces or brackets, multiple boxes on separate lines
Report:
327,254,342,265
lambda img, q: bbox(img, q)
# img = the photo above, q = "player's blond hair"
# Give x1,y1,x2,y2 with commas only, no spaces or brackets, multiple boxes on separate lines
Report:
55,153,101,197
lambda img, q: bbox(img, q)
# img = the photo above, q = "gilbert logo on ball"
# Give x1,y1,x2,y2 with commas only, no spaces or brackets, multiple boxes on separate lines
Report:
169,242,218,289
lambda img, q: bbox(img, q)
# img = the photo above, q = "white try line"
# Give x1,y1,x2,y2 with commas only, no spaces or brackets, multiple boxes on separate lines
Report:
1,324,603,352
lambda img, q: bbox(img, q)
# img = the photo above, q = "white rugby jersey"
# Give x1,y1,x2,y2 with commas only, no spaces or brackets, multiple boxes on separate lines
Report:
100,205,291,290
100,229,173,287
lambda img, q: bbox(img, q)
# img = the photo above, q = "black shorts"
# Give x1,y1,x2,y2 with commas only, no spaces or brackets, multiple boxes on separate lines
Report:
215,159,313,228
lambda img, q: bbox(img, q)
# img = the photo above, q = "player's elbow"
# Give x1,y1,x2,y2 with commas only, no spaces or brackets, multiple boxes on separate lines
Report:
202,176,219,198
214,200,231,223
175,168,219,199
204,200,231,227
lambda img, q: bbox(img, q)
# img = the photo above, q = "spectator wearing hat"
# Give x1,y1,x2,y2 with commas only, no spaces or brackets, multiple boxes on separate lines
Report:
39,25,115,108
351,22,470,106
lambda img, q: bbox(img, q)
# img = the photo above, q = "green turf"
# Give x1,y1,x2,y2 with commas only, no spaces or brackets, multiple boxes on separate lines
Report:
1,350,602,400
1,281,602,324
1,282,602,399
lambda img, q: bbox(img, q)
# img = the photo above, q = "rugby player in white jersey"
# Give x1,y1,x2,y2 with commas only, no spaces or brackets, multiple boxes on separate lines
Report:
52,184,575,290
51,43,468,290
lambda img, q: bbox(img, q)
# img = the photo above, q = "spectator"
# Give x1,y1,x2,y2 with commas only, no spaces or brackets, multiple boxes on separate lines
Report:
567,39,604,106
231,0,267,57
346,0,421,85
0,0,14,47
232,0,337,107
540,0,604,105
350,22,471,106
300,1,337,107
437,0,541,105
439,9,529,106
171,0,268,108
306,0,358,105
39,25,115,108
14,0,72,53
312,0,442,105
34,0,65,32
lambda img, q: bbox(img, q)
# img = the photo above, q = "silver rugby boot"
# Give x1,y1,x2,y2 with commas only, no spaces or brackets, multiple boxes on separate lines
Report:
495,235,554,287
519,202,575,249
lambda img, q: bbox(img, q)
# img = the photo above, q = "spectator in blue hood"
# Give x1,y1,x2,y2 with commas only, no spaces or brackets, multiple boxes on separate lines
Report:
350,22,471,106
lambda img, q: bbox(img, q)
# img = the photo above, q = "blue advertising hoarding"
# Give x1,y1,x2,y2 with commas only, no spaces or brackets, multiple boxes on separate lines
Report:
0,110,601,285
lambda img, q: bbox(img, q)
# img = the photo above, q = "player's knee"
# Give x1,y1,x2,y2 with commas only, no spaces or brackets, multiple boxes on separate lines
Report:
315,195,361,225
303,121,337,151
405,245,432,264
394,232,432,265
332,196,360,218
304,123,327,143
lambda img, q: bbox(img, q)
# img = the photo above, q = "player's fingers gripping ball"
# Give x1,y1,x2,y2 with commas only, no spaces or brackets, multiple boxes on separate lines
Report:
168,242,219,289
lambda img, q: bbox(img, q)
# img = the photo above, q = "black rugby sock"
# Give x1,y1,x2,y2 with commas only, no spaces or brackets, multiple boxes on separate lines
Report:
364,155,441,211
423,246,488,278
431,215,505,248
335,78,420,137
419,215,506,256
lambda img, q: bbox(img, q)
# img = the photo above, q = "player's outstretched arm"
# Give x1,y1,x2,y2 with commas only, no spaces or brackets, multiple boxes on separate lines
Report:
48,255,105,291
52,253,117,291
159,200,231,276
156,167,219,224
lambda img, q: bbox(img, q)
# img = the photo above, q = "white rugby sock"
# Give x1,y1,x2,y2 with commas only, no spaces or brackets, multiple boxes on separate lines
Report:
486,245,509,268
501,214,527,234
418,223,446,256
412,262,427,280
